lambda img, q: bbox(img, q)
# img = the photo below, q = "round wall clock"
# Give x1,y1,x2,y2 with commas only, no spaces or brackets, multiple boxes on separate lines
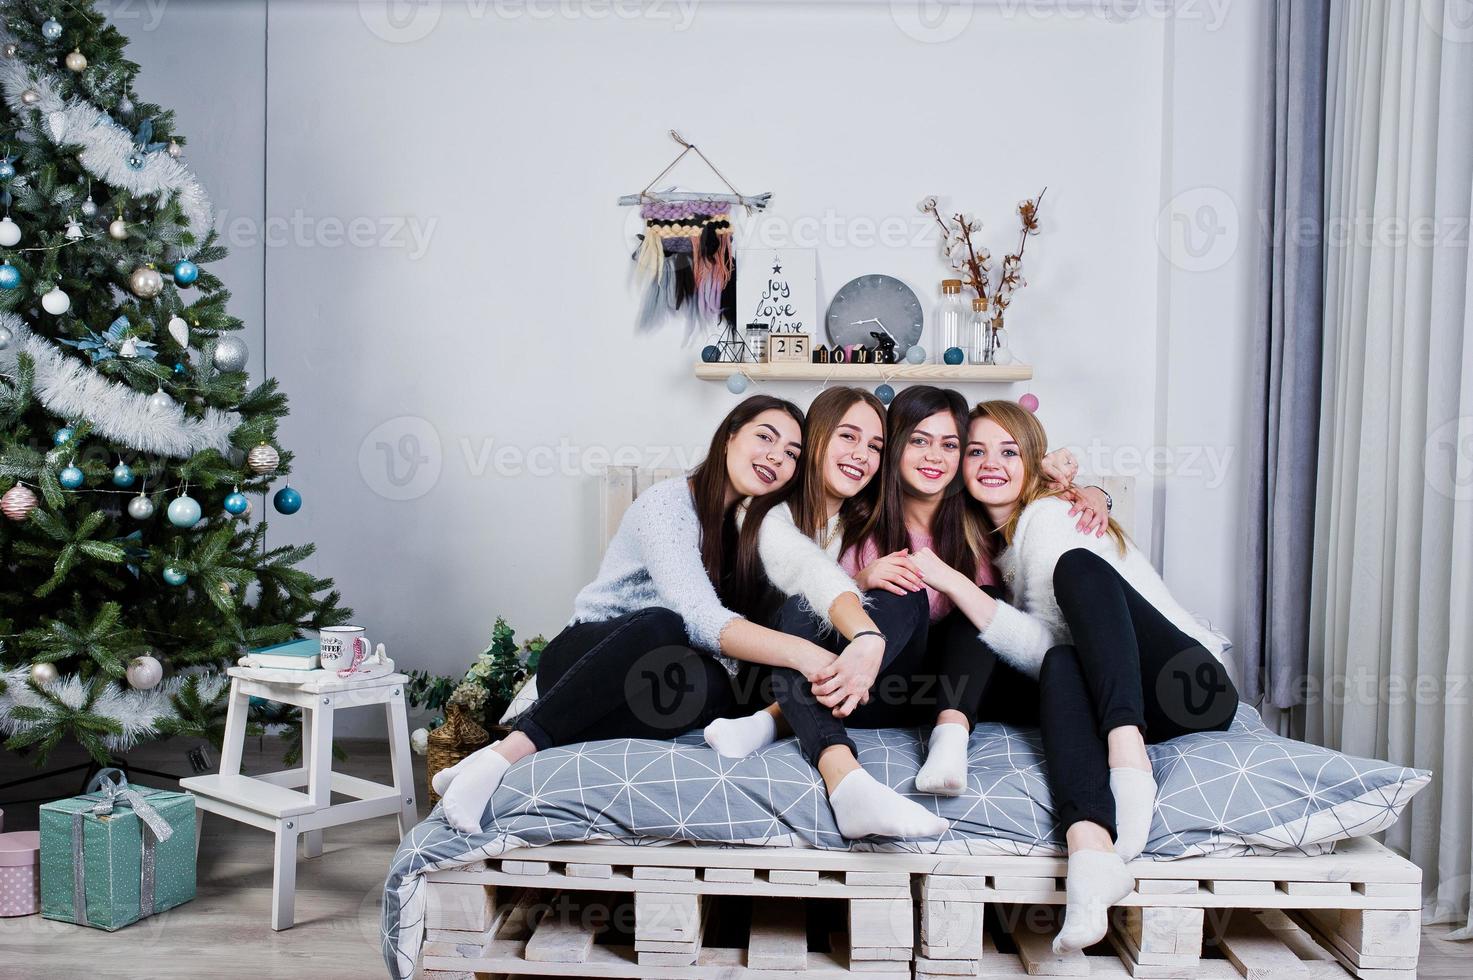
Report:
825,274,924,355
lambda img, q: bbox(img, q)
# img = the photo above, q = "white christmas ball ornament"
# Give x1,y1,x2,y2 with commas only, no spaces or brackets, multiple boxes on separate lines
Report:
2,483,39,521
146,388,173,413
30,662,60,686
129,265,164,299
213,336,249,372
0,217,20,247
41,286,70,315
127,493,155,520
108,217,129,240
167,494,202,528
65,49,87,73
126,654,164,690
247,443,280,474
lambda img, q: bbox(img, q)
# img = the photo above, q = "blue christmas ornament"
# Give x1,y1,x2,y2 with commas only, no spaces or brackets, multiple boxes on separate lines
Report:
112,462,135,487
905,345,927,365
273,485,302,515
701,345,720,363
59,464,84,489
876,384,896,406
725,373,749,395
166,493,202,527
53,426,74,446
163,565,188,586
173,259,199,285
42,18,64,41
0,161,14,181
174,362,186,374
0,263,21,290
943,347,965,365
223,490,249,515
126,151,145,171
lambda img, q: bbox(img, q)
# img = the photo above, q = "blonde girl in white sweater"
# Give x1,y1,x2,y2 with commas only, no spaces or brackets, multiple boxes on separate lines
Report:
907,399,1239,953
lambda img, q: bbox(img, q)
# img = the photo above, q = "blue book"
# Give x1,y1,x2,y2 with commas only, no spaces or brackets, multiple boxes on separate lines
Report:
249,638,320,670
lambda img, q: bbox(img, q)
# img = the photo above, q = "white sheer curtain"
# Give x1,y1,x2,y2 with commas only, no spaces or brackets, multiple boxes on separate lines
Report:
1309,0,1473,934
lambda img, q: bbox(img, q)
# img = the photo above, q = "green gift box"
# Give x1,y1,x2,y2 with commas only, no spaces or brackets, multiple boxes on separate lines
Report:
39,768,196,931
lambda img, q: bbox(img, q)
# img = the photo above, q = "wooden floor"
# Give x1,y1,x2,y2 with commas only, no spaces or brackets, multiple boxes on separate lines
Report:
2,737,1471,979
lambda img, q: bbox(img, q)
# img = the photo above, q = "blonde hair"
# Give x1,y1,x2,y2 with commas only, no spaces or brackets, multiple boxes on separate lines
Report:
967,400,1127,555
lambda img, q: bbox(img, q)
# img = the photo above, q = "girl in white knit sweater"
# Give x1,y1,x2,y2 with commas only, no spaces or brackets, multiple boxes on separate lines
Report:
907,399,1239,953
707,386,951,840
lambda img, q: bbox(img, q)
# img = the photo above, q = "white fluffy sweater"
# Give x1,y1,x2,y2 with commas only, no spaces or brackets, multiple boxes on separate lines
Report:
980,497,1228,679
737,502,861,625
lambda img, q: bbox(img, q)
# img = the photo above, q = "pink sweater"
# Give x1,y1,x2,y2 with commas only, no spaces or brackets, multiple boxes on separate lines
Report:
840,530,997,621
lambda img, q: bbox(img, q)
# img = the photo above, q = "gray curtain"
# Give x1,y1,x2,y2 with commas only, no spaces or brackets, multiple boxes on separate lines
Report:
1242,0,1330,712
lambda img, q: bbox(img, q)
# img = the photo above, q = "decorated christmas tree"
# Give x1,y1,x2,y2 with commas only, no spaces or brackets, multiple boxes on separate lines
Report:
0,3,348,766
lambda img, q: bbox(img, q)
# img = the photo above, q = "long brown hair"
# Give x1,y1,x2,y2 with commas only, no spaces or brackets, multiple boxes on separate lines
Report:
743,386,886,560
860,385,976,582
689,394,805,619
966,399,1126,554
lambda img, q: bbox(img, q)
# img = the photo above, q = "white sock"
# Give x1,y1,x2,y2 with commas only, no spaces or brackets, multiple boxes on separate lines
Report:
439,742,513,834
431,752,471,798
915,722,970,797
1110,767,1157,861
829,768,950,840
703,710,777,758
1053,849,1134,954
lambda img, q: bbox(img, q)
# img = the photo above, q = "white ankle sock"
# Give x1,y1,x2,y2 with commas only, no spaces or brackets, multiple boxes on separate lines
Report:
829,768,950,840
1053,849,1134,954
914,723,970,797
703,711,777,758
439,742,513,834
431,753,470,798
1110,767,1157,861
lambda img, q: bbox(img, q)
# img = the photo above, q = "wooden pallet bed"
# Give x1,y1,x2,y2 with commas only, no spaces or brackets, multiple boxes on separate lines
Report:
415,468,1421,978
418,835,1422,979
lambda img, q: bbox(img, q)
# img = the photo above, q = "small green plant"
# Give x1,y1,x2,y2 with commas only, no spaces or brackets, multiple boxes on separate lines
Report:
407,616,543,730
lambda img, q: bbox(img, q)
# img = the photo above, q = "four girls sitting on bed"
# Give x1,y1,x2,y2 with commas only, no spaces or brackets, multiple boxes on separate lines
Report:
432,387,1240,953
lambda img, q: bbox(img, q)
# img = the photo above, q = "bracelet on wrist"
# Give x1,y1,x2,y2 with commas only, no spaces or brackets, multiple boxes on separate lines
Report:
852,630,886,643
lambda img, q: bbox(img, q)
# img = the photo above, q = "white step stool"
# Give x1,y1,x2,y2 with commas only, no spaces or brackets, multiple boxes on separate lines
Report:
179,665,419,930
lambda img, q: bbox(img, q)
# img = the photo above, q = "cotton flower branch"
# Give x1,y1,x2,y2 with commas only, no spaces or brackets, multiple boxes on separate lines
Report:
919,188,1047,319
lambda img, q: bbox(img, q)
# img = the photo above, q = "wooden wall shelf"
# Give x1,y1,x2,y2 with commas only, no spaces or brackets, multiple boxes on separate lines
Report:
694,362,1033,382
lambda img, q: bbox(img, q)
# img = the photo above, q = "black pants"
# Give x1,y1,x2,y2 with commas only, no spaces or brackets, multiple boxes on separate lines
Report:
513,607,739,751
768,589,931,765
934,549,1239,838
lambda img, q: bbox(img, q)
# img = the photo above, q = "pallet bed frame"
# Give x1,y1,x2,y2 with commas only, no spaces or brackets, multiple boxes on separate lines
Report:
418,835,1422,979
417,469,1422,978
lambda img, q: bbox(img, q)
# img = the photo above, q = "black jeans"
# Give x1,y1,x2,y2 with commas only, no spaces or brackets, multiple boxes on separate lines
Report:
932,550,1239,839
513,607,739,751
767,589,931,765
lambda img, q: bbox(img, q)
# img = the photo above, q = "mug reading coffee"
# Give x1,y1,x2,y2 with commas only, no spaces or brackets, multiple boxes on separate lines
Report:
319,625,372,674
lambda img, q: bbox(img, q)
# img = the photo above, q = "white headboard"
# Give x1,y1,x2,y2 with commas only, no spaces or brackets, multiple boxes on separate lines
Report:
599,467,1137,548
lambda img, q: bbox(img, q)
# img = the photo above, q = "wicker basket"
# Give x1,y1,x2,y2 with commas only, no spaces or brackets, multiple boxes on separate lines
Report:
425,703,491,805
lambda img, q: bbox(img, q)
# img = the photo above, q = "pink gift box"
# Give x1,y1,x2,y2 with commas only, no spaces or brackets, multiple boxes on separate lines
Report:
0,831,41,917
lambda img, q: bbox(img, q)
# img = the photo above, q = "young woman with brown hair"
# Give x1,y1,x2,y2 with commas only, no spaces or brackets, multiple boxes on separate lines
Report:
706,385,950,839
907,399,1238,952
434,395,853,834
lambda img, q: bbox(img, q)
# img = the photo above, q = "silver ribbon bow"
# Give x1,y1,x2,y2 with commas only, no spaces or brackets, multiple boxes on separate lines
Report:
71,768,174,924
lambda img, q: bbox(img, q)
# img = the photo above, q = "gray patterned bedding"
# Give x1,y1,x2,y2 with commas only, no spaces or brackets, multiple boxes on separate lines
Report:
381,704,1428,978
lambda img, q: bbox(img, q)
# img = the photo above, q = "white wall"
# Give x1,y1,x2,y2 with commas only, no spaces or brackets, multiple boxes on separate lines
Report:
122,0,1265,731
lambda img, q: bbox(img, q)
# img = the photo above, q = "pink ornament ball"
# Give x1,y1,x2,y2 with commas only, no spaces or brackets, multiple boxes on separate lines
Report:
1018,393,1040,413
